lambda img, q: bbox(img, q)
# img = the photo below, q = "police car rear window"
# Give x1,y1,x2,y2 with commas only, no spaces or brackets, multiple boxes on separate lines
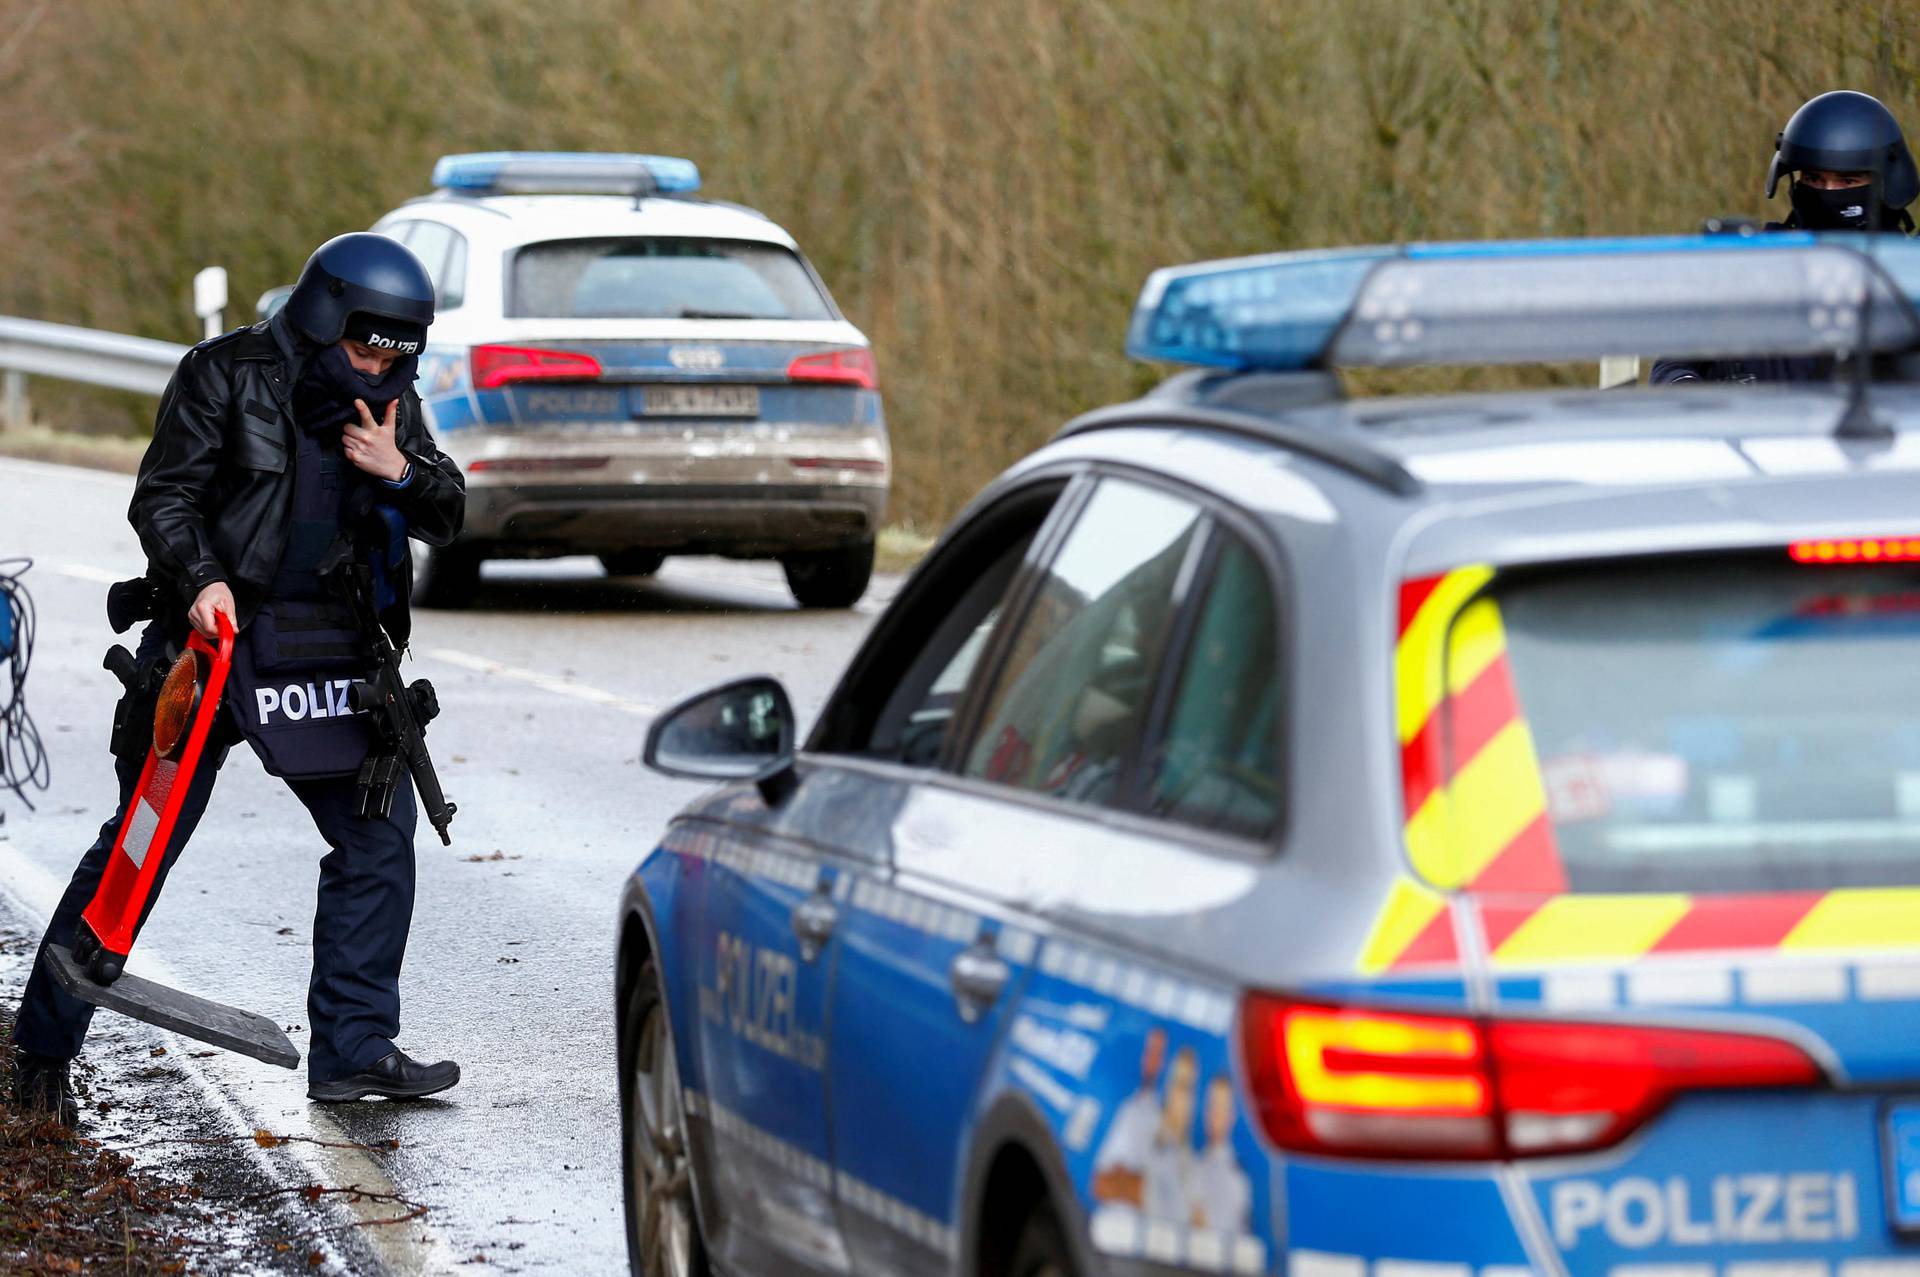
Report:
507,237,834,321
1491,554,1920,893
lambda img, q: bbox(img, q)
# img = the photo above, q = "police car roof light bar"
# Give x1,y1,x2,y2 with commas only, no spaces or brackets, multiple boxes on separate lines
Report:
431,151,702,198
1127,233,1920,373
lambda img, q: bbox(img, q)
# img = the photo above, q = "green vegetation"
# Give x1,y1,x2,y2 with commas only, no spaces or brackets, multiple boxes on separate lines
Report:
2,1,1915,526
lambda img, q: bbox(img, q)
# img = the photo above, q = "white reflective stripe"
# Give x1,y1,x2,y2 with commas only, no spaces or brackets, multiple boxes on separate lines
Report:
1482,1267,1537,1277
1091,1205,1142,1257
1091,1204,1268,1271
1543,969,1618,1009
1626,967,1734,1006
691,1088,956,1258
1857,962,1920,1000
121,796,162,870
1041,938,1236,1034
1726,1263,1828,1277
1376,1262,1471,1277
1185,1228,1231,1273
1839,1261,1920,1277
1741,963,1849,1004
1291,1251,1367,1277
1607,1266,1714,1277
1000,928,1039,965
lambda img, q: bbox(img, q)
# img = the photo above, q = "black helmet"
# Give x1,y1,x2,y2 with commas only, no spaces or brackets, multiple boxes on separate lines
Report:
283,232,435,352
1766,90,1919,209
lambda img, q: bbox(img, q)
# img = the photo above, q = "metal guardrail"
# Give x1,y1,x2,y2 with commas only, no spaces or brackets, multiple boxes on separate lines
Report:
0,316,188,427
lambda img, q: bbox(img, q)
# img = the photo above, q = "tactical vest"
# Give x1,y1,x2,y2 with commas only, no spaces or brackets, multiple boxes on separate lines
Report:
227,422,376,779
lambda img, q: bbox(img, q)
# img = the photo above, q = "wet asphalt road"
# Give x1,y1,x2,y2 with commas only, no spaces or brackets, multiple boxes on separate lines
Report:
0,456,896,1273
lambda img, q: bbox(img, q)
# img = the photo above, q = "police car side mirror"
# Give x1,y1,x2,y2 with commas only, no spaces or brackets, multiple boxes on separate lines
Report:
644,675,798,804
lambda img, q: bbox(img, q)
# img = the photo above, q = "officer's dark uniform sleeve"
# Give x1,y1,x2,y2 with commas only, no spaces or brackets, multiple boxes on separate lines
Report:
387,392,466,547
1649,358,1707,384
130,347,231,603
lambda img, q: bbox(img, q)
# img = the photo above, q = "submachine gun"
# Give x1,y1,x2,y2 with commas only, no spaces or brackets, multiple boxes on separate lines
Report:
330,561,457,845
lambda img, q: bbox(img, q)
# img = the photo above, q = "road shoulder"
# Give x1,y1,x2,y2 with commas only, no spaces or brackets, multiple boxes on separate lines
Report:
0,847,452,1274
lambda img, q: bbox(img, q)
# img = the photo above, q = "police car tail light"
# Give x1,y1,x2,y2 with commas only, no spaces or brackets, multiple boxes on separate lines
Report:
786,348,878,389
471,344,604,390
1243,997,1822,1161
1245,1000,1500,1158
1490,1018,1821,1156
1789,538,1920,564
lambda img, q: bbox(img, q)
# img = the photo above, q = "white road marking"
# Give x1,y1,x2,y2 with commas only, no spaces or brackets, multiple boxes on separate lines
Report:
0,456,135,488
424,648,660,719
0,837,462,1275
55,561,124,585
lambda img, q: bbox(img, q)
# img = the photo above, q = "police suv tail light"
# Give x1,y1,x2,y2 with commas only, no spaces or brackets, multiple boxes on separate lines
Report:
785,348,878,389
471,344,604,390
1242,996,1823,1161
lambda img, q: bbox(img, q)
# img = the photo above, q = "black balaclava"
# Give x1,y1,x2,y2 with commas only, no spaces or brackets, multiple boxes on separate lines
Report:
291,340,418,436
1790,181,1881,230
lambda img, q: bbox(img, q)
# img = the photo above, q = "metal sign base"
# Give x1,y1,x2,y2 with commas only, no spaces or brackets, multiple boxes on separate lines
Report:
42,944,299,1070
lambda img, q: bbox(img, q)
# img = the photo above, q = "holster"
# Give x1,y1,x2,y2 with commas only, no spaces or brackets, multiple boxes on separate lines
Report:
103,642,176,764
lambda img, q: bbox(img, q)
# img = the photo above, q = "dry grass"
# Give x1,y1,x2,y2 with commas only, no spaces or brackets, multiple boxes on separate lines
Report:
2,0,1917,526
0,423,146,474
0,974,205,1274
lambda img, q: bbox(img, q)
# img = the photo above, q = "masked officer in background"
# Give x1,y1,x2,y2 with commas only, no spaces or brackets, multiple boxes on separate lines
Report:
9,234,465,1125
1653,90,1919,386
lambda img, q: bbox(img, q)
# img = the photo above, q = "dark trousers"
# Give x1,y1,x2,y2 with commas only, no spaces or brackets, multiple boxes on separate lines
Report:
12,624,417,1083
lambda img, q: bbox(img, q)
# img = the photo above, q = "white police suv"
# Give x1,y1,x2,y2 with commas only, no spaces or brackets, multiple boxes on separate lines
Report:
366,152,887,608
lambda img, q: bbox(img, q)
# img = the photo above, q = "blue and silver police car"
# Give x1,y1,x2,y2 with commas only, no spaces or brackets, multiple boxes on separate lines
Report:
367,152,887,608
616,232,1920,1277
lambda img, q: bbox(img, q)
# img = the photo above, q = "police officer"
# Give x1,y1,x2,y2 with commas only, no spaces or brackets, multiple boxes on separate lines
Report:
1653,90,1919,385
9,234,466,1124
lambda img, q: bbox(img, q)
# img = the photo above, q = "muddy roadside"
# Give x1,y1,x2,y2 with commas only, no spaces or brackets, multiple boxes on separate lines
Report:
0,902,408,1274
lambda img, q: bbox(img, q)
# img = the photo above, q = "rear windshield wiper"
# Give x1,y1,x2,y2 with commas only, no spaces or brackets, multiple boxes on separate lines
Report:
677,308,761,320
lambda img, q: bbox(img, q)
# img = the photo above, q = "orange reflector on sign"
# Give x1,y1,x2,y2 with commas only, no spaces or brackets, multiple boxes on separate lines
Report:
152,650,204,761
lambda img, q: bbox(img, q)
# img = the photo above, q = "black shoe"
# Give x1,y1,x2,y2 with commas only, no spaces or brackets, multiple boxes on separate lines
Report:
307,1049,460,1103
11,1050,78,1128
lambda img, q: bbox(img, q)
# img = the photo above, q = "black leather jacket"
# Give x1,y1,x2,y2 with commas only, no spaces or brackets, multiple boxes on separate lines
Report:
130,313,464,629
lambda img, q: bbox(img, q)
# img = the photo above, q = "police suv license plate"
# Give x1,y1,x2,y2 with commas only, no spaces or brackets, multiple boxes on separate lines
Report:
1884,1101,1920,1234
638,385,759,418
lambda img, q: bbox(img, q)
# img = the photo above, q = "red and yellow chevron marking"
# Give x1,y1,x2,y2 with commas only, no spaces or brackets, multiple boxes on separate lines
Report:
1363,565,1920,975
1474,888,1920,968
1397,569,1567,888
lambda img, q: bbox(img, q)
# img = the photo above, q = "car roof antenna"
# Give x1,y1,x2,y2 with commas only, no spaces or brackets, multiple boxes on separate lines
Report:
1835,159,1896,442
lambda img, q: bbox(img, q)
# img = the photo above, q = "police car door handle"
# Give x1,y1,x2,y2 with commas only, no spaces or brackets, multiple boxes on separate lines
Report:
791,895,837,962
949,945,1010,1023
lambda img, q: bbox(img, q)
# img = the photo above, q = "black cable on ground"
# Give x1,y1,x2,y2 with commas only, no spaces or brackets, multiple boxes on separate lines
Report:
0,558,50,814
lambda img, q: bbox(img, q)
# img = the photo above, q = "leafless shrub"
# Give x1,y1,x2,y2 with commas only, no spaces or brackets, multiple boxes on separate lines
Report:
1,0,1915,524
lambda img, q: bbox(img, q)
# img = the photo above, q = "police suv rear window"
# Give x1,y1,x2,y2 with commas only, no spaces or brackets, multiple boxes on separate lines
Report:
1490,554,1920,893
507,237,834,321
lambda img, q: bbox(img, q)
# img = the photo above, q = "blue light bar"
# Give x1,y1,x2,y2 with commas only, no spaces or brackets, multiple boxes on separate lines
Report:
1126,233,1920,371
431,151,701,197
